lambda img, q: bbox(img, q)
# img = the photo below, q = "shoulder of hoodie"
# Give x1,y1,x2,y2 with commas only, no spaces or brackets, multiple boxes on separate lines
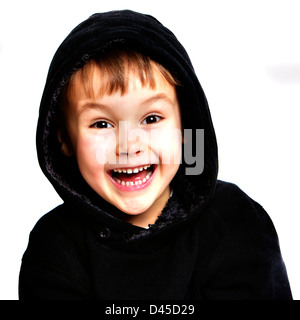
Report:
197,180,282,280
22,204,88,271
28,204,84,244
205,180,278,241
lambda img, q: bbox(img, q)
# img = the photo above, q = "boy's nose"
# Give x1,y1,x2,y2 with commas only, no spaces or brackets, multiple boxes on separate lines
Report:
116,121,147,157
117,135,142,156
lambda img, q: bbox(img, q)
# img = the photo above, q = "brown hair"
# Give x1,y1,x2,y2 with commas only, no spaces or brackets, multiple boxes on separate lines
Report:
63,49,180,105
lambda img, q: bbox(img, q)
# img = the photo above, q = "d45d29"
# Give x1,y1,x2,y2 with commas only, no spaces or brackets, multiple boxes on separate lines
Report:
149,304,195,315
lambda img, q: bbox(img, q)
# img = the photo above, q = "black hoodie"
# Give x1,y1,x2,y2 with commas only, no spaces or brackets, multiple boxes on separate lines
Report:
19,10,292,300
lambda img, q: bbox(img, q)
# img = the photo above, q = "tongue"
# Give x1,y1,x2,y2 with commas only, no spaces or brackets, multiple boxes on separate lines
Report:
113,169,148,182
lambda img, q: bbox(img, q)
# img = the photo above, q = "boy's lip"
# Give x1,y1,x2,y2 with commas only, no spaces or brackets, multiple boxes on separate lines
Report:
107,164,157,192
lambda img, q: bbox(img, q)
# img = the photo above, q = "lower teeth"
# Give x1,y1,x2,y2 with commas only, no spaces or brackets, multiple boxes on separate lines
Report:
113,170,153,186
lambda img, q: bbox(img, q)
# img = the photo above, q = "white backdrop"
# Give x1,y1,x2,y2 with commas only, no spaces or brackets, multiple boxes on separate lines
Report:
0,0,299,300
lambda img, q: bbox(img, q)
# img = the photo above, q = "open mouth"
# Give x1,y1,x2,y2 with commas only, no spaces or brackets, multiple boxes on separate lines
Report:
109,164,155,188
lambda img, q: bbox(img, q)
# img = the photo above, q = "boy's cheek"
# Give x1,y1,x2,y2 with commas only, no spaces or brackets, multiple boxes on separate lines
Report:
95,131,119,165
77,132,117,166
150,128,182,165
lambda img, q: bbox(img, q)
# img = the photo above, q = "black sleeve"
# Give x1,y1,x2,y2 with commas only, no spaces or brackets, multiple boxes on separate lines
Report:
203,185,293,300
19,259,91,300
19,207,93,300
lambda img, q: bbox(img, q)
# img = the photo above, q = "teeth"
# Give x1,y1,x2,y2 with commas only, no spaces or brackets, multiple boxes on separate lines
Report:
113,165,151,174
112,166,153,187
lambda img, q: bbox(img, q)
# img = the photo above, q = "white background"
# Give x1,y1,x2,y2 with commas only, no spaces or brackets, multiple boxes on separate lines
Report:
0,0,299,300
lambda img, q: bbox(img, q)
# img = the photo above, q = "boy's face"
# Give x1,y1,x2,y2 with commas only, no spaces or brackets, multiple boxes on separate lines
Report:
61,63,182,227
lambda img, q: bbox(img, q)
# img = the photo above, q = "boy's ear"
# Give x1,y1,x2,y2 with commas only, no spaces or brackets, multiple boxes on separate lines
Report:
57,129,74,157
182,129,187,144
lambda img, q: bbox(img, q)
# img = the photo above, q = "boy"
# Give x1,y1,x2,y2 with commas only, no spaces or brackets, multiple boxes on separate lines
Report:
19,10,292,299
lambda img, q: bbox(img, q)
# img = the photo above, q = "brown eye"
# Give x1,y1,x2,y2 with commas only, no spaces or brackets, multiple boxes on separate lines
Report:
91,121,113,129
142,115,162,125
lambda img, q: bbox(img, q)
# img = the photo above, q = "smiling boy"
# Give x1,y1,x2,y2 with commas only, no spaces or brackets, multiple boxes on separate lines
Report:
59,53,182,227
19,10,292,300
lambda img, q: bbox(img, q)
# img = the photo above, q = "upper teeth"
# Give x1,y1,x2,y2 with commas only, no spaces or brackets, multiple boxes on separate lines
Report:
113,165,151,174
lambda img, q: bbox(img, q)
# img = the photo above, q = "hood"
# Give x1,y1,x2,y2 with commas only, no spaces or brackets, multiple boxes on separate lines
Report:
36,10,218,236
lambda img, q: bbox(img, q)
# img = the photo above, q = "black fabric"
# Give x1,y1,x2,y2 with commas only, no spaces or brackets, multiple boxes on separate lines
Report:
19,10,292,300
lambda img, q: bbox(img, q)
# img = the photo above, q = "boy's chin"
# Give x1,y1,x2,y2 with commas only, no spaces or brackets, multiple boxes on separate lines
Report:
116,202,153,216
113,197,161,225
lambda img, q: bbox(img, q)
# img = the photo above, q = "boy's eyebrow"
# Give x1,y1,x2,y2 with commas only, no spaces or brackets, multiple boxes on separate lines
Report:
79,93,174,114
140,93,174,107
79,102,109,115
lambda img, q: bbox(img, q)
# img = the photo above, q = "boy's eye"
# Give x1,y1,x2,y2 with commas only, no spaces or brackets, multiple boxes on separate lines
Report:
91,121,113,129
141,115,163,125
